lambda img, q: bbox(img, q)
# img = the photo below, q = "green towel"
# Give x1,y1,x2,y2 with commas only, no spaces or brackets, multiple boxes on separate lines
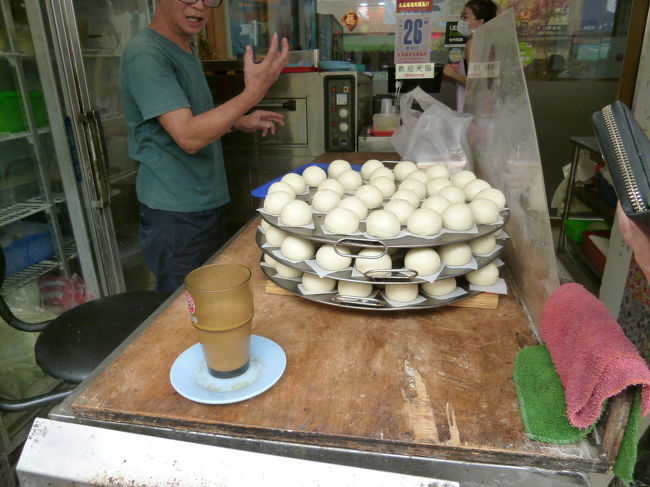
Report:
513,344,641,486
613,388,641,486
513,345,598,443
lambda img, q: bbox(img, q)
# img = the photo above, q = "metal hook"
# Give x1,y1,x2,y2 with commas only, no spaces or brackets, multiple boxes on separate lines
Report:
331,294,385,308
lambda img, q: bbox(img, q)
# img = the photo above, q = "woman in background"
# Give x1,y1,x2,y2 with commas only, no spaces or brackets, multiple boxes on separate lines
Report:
443,0,498,112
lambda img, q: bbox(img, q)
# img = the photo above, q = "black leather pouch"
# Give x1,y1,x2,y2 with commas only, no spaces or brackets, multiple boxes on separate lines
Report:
592,101,650,225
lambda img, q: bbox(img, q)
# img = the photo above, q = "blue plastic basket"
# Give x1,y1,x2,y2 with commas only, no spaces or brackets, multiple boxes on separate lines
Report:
251,162,362,198
3,231,55,276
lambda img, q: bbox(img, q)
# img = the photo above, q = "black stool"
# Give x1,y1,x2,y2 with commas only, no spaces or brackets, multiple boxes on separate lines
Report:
0,249,170,412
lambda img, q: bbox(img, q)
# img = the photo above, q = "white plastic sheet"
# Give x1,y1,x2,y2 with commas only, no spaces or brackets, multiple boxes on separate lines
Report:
464,9,560,328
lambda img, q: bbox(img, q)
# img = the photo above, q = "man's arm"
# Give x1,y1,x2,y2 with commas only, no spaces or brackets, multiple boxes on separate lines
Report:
443,64,467,86
159,34,289,154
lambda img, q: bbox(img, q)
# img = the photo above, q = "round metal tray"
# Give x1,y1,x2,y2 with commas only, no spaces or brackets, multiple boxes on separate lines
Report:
256,227,506,285
258,208,509,249
261,261,482,311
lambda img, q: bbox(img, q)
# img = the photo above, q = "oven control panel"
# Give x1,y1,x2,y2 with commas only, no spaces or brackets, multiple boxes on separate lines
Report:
324,75,355,152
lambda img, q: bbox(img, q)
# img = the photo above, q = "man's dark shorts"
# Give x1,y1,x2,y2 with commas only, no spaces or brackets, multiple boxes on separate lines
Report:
139,203,228,292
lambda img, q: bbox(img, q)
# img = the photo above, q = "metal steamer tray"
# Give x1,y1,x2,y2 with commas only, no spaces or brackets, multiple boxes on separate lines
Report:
258,207,510,249
256,228,506,285
261,261,482,311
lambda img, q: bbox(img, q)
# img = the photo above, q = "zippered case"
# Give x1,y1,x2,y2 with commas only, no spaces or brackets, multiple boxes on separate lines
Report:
592,101,650,225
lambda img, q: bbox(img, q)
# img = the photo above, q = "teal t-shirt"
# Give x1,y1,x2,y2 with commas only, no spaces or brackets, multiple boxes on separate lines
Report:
120,28,229,212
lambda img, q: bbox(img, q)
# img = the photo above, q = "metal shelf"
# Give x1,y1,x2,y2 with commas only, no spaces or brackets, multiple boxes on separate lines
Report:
81,50,121,59
2,259,59,294
1,237,77,295
0,126,51,142
0,197,52,227
0,50,36,59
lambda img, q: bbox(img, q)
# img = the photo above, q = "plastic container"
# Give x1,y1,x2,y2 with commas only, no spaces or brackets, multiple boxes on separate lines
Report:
564,218,609,243
0,90,48,133
3,230,55,277
373,113,400,133
583,230,610,276
287,49,318,67
369,126,395,137
0,91,26,132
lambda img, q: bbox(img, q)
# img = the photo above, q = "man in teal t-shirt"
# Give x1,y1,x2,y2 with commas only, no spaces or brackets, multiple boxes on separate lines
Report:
120,0,288,292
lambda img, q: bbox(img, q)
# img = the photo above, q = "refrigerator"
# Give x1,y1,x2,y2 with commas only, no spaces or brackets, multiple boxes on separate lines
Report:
33,0,156,297
0,0,154,454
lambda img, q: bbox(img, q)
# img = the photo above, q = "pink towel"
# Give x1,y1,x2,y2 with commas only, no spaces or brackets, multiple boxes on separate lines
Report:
539,283,650,429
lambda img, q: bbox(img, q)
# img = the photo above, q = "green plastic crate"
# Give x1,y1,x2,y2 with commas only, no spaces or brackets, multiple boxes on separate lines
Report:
0,91,26,132
0,90,48,133
565,218,609,243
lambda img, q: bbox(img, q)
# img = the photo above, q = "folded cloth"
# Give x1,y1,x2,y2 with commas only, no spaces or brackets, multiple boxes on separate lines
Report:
514,345,642,486
539,283,650,429
513,345,600,443
613,389,642,486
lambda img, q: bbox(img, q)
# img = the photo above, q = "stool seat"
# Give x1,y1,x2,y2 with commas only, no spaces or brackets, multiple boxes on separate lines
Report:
35,291,169,383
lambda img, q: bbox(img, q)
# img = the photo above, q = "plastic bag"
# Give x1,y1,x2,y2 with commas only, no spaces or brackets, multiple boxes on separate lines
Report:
38,273,95,314
390,87,473,168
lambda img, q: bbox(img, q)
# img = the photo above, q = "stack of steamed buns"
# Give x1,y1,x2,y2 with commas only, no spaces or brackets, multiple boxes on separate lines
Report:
262,159,506,238
260,159,506,304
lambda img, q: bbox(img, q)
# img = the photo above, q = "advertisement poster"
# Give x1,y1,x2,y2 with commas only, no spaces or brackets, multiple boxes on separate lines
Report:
444,21,467,47
500,0,570,36
394,14,432,64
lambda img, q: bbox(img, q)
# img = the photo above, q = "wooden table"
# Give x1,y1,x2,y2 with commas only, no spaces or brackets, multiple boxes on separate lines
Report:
50,154,605,485
67,238,601,471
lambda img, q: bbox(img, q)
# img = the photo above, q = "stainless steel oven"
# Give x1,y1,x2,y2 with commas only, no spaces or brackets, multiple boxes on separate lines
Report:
203,64,372,231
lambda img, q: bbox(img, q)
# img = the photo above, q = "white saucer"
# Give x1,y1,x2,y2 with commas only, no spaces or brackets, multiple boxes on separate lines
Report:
170,335,286,404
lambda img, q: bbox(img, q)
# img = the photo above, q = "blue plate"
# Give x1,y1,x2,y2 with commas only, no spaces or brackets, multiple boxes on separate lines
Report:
319,60,355,71
251,162,362,198
169,335,286,404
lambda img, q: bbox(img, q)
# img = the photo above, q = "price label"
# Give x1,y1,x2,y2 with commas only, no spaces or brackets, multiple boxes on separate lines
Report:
445,21,467,47
394,14,432,65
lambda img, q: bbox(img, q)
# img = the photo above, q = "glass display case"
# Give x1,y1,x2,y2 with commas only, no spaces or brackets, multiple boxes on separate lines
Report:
0,0,153,456
0,1,71,294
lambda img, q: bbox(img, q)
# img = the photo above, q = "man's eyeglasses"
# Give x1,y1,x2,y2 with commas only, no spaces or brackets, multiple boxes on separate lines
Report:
178,0,224,8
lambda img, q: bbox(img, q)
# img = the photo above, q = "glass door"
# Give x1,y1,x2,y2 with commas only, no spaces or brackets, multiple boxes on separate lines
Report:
1,0,154,452
1,0,96,455
39,0,154,294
